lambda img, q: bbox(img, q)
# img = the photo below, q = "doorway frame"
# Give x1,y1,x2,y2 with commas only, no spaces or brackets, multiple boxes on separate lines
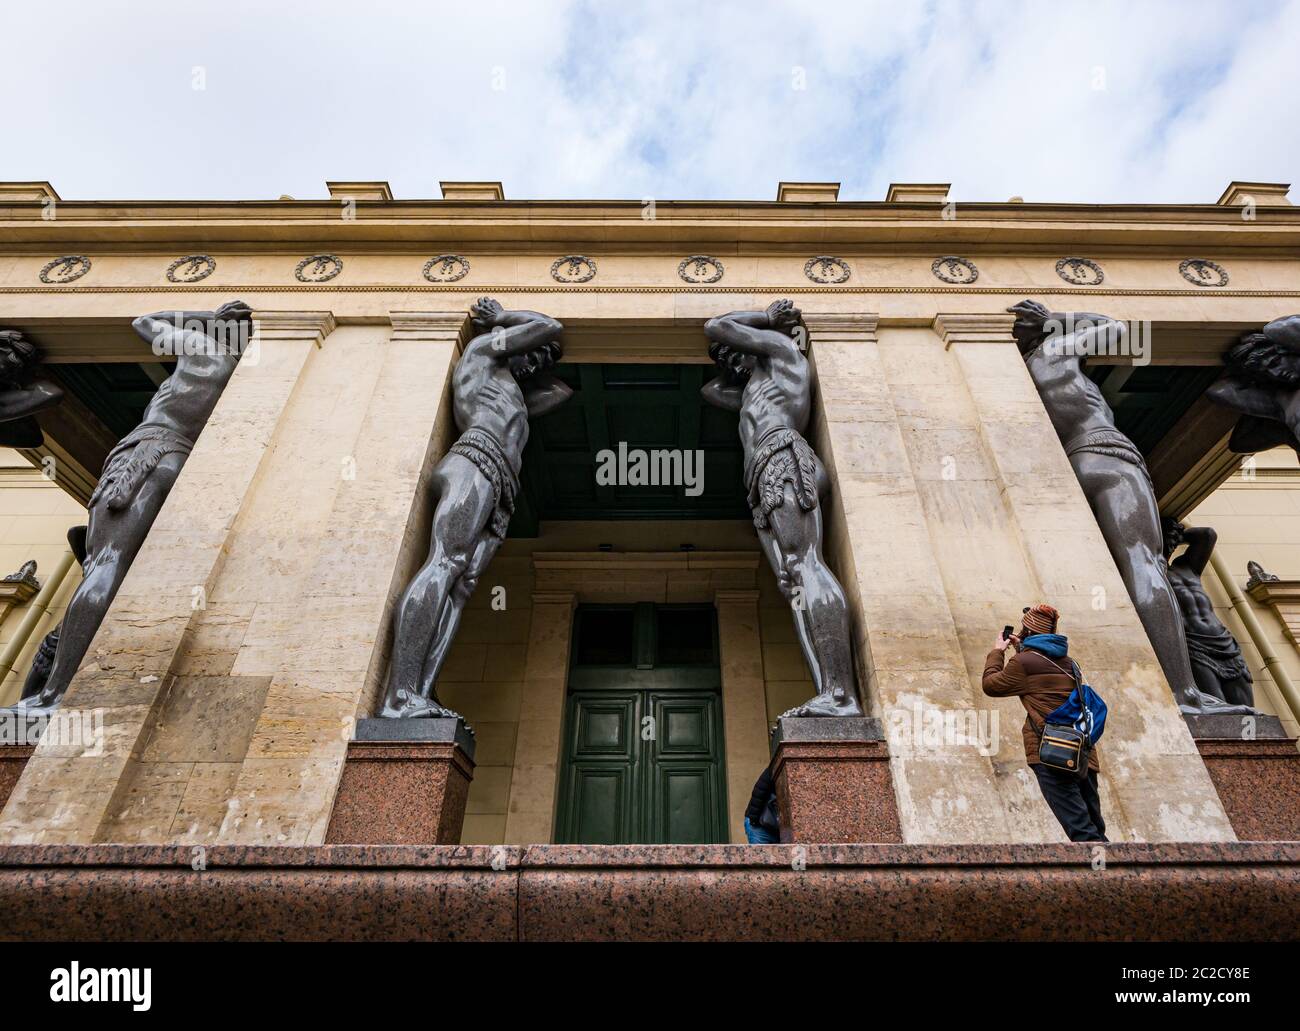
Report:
503,551,770,844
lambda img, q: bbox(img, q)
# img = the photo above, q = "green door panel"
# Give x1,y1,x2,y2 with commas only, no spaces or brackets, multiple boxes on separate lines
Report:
646,693,726,844
554,605,728,845
574,695,637,756
564,766,634,844
650,764,719,845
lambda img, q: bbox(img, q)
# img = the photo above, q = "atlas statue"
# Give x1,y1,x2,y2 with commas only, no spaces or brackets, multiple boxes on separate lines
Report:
379,299,571,719
1007,299,1253,715
10,302,252,713
1206,314,1300,459
702,299,864,718
0,329,64,448
1162,519,1254,708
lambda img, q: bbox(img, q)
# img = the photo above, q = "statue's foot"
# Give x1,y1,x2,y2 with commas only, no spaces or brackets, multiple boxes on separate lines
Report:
378,690,462,721
3,694,57,717
1178,689,1258,717
780,690,864,719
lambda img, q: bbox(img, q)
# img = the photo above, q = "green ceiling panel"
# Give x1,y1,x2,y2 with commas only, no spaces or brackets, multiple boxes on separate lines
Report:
510,363,749,535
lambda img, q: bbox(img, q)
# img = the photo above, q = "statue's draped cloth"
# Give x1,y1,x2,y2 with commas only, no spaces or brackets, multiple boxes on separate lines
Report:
448,427,518,540
745,425,820,530
89,424,195,511
1185,626,1252,685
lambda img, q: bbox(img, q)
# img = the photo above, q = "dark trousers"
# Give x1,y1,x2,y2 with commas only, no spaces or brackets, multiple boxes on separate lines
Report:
1033,765,1108,842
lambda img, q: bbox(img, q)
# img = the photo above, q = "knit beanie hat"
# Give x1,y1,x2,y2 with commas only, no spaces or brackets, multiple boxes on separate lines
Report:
1021,604,1059,636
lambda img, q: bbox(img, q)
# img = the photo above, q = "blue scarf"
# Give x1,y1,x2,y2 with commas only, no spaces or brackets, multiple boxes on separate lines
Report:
1021,633,1067,657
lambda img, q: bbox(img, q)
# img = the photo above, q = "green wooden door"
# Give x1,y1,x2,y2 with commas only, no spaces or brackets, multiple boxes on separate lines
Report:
555,605,727,844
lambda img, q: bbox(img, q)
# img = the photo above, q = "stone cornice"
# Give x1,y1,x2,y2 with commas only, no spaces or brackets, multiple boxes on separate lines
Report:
2,198,1298,251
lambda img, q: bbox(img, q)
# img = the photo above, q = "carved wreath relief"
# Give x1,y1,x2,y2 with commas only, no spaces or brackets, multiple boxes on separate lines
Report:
931,255,978,284
1055,257,1104,286
804,256,851,284
1180,258,1229,287
677,255,724,284
38,256,92,284
166,255,216,284
550,255,597,284
295,254,344,283
423,255,471,283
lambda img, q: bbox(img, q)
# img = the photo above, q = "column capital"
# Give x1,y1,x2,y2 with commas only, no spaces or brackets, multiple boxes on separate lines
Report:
714,588,761,608
802,312,879,344
251,310,336,346
932,312,1016,350
532,590,578,608
388,311,470,350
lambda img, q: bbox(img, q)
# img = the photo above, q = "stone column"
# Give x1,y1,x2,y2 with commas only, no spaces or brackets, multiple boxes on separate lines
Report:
215,311,465,845
805,312,1013,843
0,311,333,844
504,591,576,843
714,589,771,842
936,312,1235,842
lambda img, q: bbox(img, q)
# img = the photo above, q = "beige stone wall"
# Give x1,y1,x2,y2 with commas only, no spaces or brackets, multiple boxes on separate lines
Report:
0,449,85,706
1188,448,1300,738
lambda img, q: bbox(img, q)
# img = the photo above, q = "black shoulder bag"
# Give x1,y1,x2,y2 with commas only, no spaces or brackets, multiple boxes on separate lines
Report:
1029,658,1091,778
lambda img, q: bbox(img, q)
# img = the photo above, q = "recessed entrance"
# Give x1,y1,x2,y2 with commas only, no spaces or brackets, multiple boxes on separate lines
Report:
554,602,728,844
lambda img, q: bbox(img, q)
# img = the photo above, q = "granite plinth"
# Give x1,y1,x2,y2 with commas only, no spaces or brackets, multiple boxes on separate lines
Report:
1186,713,1300,841
325,718,475,846
770,716,901,843
0,842,1294,941
0,745,36,814
354,716,477,756
1184,712,1288,739
0,713,46,814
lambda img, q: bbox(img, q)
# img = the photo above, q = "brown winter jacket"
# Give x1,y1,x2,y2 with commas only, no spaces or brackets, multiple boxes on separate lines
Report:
982,645,1100,772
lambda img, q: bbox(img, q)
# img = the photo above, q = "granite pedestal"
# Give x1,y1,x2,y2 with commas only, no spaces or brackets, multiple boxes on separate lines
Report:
325,718,476,846
770,716,902,843
1186,713,1300,841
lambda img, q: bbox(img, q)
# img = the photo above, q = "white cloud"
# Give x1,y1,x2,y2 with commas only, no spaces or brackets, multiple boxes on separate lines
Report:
2,0,1294,203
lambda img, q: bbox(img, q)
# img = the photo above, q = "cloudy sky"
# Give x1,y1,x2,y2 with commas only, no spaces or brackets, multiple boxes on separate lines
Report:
6,0,1297,204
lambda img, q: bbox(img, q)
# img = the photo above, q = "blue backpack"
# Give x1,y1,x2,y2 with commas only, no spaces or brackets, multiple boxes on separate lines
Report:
1045,660,1108,746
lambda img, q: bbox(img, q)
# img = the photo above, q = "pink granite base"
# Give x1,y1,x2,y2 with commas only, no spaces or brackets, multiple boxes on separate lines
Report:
324,741,474,845
773,740,902,843
0,745,35,814
1195,738,1300,841
0,842,1294,941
